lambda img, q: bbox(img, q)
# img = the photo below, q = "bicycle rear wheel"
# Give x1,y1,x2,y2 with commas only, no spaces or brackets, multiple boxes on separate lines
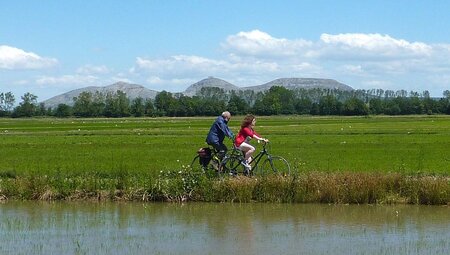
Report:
191,154,222,177
259,156,290,176
190,155,200,169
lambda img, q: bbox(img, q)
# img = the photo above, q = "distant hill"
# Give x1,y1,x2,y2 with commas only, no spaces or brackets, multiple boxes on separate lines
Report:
42,82,158,108
242,78,353,92
183,77,240,96
182,77,352,95
41,77,353,108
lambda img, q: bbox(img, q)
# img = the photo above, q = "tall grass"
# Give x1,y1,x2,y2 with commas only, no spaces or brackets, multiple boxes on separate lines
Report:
1,171,448,205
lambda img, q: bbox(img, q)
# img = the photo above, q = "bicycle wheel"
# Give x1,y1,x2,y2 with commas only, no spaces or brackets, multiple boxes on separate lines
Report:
190,155,201,169
190,155,208,174
221,155,245,177
259,156,290,176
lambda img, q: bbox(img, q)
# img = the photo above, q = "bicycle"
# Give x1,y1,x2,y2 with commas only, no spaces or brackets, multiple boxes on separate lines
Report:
190,145,228,176
221,141,290,177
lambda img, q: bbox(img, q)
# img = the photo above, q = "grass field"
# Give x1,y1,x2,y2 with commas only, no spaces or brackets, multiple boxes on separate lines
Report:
0,115,449,176
0,115,449,203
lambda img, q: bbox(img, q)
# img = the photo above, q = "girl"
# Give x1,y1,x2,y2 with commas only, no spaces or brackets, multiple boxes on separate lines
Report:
234,114,269,169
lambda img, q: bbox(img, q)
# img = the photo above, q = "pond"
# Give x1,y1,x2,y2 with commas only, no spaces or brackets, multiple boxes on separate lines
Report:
0,202,448,255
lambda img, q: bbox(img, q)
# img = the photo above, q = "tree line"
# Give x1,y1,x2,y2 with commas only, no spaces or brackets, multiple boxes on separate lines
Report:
1,87,450,118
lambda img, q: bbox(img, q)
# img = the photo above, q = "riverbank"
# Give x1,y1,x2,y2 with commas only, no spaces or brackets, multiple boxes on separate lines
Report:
1,171,448,205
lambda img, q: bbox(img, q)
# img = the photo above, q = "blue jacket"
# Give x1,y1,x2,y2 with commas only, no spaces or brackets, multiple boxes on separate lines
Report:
206,116,234,145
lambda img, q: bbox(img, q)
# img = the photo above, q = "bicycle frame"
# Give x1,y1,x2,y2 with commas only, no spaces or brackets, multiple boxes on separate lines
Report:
246,141,271,170
225,141,271,173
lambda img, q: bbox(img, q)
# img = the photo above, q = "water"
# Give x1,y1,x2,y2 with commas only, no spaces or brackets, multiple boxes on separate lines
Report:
0,202,448,255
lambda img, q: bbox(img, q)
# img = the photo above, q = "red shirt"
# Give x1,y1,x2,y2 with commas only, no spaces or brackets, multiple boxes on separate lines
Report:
235,127,260,146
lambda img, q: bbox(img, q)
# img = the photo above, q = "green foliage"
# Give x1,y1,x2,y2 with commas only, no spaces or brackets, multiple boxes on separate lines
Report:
104,90,130,117
54,104,72,117
319,95,342,115
0,92,15,116
11,92,38,117
227,93,249,115
73,91,95,117
254,86,295,115
343,97,368,115
130,97,145,117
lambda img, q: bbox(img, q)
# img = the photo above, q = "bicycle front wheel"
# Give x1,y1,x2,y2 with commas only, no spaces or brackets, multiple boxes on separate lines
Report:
260,156,290,176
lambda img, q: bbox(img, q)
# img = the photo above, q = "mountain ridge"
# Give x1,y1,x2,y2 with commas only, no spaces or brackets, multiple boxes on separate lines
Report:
42,77,353,108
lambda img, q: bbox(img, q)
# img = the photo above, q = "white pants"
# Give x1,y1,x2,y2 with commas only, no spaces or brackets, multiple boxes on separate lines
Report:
238,142,255,161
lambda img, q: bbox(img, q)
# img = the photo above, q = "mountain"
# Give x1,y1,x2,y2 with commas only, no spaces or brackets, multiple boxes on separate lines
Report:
182,77,352,96
42,82,158,109
242,78,353,92
183,77,240,96
41,78,353,108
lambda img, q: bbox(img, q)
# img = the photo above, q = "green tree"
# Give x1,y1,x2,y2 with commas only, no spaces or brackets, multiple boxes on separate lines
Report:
144,99,154,116
116,90,130,117
0,91,15,116
131,97,145,117
104,90,130,117
253,86,295,115
37,102,47,116
12,92,38,117
368,98,384,115
73,91,94,117
154,91,177,116
294,97,312,115
342,97,368,115
176,96,196,116
54,103,72,117
318,95,341,115
91,91,105,117
227,93,249,115
383,99,401,115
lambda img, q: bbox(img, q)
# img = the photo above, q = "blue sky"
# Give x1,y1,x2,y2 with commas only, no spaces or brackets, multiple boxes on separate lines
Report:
1,0,450,101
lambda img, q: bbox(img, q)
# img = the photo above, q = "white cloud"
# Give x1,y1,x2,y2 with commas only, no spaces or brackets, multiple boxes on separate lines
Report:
76,65,110,75
111,76,133,84
222,29,312,58
318,33,432,60
146,76,163,84
338,64,366,76
36,75,99,86
361,80,393,88
134,55,229,76
140,76,196,91
13,80,29,85
0,45,57,69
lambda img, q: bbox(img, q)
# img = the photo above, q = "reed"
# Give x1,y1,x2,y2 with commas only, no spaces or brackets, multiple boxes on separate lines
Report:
1,171,448,205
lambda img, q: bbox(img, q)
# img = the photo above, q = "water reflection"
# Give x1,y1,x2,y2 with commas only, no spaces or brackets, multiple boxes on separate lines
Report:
0,202,448,254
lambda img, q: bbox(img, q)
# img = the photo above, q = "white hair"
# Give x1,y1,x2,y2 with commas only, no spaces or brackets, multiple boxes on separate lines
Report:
222,111,231,118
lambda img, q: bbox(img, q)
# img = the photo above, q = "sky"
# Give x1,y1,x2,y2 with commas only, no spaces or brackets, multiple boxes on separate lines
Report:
1,0,450,101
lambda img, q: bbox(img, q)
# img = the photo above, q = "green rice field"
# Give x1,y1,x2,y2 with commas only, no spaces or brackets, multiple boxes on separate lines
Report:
0,115,449,203
0,115,449,176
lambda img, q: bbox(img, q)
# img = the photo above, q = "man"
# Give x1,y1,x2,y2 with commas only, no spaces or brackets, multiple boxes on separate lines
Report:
206,111,234,159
